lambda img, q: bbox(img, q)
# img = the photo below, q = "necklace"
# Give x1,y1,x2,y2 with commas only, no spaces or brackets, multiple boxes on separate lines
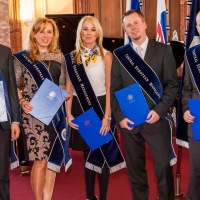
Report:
42,60,51,70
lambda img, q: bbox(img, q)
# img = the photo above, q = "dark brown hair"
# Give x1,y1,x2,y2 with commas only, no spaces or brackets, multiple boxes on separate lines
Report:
122,9,145,24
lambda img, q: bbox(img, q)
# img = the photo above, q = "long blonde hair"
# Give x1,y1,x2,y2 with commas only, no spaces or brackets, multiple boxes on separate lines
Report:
28,17,60,60
74,16,104,63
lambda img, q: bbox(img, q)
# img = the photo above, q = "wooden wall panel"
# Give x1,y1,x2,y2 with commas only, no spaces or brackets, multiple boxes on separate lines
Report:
169,0,180,40
98,0,123,38
73,0,180,40
143,0,157,39
89,0,99,19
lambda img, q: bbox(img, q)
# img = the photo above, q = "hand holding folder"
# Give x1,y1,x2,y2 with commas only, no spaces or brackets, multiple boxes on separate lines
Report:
188,99,200,140
72,108,112,151
115,82,150,128
29,78,68,125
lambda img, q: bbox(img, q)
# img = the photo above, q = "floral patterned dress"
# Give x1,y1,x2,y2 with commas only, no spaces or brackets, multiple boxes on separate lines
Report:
14,52,66,161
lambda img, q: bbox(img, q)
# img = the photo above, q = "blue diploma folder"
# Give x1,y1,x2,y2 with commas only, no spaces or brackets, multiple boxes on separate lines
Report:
29,78,68,125
188,99,200,140
115,82,150,127
72,108,113,151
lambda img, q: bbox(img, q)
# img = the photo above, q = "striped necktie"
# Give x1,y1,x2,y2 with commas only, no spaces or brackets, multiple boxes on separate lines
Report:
136,46,144,59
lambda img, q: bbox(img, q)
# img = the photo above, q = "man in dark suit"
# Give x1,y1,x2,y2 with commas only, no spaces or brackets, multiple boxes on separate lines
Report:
110,10,178,200
0,44,20,200
182,11,200,200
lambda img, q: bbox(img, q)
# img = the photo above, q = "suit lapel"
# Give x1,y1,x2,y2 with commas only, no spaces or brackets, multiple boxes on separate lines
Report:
144,39,156,64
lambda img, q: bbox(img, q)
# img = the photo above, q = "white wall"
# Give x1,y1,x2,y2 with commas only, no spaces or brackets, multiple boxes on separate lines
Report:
21,0,73,49
46,0,73,14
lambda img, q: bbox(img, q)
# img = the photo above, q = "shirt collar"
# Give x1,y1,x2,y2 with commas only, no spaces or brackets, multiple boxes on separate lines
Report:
132,37,149,52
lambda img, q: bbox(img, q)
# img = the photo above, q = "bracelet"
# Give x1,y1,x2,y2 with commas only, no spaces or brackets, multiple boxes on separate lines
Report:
19,97,25,102
19,98,26,105
104,115,112,121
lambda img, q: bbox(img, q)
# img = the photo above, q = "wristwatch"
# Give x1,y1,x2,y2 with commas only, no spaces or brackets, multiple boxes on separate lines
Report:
104,115,112,121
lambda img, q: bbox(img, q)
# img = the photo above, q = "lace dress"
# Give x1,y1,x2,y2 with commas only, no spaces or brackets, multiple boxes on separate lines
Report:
14,52,66,161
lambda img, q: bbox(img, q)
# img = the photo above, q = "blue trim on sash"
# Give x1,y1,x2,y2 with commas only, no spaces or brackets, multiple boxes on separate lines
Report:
186,44,200,93
114,44,163,105
0,72,19,169
13,51,71,172
114,44,176,165
65,52,126,173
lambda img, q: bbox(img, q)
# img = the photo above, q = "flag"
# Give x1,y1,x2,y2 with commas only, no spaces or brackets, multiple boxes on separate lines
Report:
124,0,141,44
176,0,200,148
156,0,167,44
126,0,140,11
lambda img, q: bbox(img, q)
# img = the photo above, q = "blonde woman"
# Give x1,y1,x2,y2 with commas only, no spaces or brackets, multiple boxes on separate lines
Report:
65,16,125,200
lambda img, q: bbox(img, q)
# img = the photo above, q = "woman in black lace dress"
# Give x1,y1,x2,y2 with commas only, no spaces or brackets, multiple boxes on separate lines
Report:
13,18,71,200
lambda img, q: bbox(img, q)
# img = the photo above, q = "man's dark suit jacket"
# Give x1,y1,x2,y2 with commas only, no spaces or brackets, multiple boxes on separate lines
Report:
111,39,179,131
0,44,20,129
181,37,200,137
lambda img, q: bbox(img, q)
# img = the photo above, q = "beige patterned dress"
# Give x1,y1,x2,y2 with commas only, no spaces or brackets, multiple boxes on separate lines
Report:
14,52,66,161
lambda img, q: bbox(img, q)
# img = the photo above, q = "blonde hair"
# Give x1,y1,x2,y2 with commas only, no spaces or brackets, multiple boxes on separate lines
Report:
28,17,60,60
74,16,104,63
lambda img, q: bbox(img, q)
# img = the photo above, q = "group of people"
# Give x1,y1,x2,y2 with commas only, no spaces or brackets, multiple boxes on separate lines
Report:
1,8,200,200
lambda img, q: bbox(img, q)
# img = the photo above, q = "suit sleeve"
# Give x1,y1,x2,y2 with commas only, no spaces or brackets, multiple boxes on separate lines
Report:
110,55,125,124
153,45,179,118
181,58,193,113
8,48,20,123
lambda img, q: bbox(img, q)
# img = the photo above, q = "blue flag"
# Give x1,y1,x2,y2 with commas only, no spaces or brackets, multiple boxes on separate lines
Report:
130,0,140,10
176,0,200,148
124,0,141,44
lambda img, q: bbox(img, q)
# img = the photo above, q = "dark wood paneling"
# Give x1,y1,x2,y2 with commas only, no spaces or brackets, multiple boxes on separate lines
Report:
72,0,180,40
99,0,123,37
143,0,157,39
169,0,180,40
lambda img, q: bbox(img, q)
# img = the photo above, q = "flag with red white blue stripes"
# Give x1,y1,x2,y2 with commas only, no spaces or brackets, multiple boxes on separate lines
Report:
156,0,167,44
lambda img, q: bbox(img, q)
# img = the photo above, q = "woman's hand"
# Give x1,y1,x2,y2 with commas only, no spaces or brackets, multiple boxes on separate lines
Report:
21,100,33,114
67,115,78,130
183,110,195,123
64,91,71,101
100,118,111,135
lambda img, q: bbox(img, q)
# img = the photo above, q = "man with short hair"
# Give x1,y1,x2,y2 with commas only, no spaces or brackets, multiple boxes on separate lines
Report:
110,10,178,200
182,11,200,199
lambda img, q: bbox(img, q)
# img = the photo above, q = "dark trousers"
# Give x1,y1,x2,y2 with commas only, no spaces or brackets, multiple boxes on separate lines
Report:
122,119,174,200
0,126,10,200
187,136,200,200
83,151,110,200
17,126,28,163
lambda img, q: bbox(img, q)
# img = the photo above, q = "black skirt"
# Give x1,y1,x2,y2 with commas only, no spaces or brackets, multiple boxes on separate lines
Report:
69,95,106,151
